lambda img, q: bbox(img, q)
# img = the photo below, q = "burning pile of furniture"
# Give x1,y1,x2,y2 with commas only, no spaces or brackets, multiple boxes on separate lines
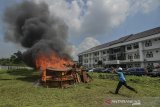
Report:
40,66,91,88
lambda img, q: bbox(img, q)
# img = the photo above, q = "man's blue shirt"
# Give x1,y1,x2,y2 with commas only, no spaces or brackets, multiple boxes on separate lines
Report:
117,72,126,82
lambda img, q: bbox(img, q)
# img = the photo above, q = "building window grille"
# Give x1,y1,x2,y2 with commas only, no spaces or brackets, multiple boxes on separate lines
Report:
146,51,153,58
84,54,88,57
128,64,133,68
103,58,106,61
147,63,154,67
113,48,120,53
145,40,152,47
128,54,133,59
103,51,106,54
135,63,140,67
134,53,140,59
110,55,116,60
94,52,99,56
133,43,139,49
127,45,132,50
84,59,88,63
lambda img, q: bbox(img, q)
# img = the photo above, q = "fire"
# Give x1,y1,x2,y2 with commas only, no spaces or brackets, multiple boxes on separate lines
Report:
35,51,74,82
35,52,74,70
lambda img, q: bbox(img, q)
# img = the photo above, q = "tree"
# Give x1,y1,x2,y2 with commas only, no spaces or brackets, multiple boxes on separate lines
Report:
10,50,23,64
0,51,24,66
0,58,10,65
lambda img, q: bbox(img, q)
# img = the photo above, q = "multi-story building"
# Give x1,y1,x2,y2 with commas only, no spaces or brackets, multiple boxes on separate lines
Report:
78,27,160,68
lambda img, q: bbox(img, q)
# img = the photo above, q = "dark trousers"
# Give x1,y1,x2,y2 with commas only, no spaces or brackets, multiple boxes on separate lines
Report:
115,81,137,94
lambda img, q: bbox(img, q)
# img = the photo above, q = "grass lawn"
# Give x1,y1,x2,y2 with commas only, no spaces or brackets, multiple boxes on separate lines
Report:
0,69,160,107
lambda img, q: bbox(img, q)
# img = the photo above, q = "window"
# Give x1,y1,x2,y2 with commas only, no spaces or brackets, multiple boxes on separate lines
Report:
147,63,154,67
94,52,99,56
134,53,140,59
133,43,139,49
109,55,116,60
102,51,106,54
127,45,132,50
84,59,88,63
128,64,133,68
135,63,140,67
114,48,120,53
128,54,133,59
103,58,106,61
145,40,152,47
146,51,153,58
84,54,88,57
156,50,159,53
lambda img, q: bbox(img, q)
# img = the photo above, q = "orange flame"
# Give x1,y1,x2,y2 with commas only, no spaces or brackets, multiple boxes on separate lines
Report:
35,51,74,81
35,52,74,70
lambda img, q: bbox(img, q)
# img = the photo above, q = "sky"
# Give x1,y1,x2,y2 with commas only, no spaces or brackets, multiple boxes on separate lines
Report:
0,0,160,60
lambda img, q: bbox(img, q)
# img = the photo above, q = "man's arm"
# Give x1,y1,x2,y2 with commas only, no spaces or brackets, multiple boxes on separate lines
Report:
111,67,117,74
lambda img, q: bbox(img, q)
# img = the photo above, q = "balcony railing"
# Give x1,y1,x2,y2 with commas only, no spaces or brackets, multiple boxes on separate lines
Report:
105,60,120,64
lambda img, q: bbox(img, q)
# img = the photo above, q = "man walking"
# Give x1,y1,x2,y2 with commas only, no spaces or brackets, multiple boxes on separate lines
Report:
112,67,137,94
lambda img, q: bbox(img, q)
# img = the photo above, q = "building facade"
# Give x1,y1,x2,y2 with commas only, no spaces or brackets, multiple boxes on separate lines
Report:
78,27,160,68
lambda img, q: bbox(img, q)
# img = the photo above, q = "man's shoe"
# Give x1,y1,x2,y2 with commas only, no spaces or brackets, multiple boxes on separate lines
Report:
135,90,138,93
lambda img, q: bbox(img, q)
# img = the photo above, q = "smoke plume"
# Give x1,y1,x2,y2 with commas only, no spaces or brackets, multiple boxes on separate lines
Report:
3,1,71,67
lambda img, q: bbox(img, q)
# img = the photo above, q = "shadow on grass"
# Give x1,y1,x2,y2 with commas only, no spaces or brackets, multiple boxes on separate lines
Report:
7,69,35,76
0,79,13,80
109,91,131,97
6,69,40,83
16,75,40,82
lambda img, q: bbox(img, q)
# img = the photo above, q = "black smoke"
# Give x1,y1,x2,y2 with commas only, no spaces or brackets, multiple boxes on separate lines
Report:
3,1,71,67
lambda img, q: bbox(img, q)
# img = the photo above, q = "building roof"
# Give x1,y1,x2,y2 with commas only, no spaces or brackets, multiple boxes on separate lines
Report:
79,27,160,55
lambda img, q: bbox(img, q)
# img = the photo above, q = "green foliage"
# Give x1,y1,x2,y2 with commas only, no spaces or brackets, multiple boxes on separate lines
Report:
0,50,25,66
10,50,23,64
0,58,11,65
